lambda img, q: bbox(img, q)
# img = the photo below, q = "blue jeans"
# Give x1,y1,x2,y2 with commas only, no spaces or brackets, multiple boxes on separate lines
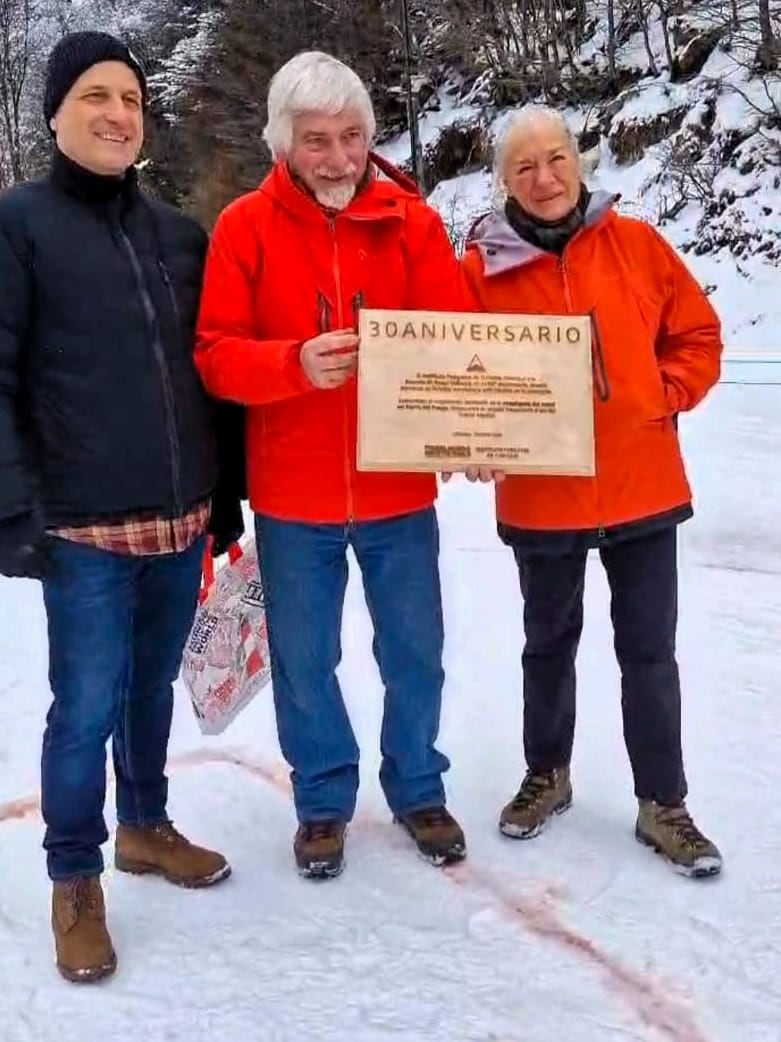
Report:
255,508,450,822
40,535,205,881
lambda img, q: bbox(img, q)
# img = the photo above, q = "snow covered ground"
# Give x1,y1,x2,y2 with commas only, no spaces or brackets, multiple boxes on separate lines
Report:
1,342,780,1041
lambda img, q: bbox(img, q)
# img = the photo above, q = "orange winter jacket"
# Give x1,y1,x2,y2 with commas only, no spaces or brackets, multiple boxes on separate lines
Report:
195,159,469,523
461,193,723,534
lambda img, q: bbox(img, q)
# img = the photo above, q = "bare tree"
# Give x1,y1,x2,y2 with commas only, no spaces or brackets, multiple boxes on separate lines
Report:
606,0,618,86
635,0,659,75
656,1,675,73
0,0,34,185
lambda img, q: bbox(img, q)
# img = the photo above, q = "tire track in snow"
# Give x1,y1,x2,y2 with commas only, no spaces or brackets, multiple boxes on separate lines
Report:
0,746,709,1042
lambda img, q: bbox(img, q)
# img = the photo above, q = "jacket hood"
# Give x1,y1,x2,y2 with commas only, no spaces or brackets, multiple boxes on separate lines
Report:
468,189,619,276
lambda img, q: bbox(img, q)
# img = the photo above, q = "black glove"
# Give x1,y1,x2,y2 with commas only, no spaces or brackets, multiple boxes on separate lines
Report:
0,511,50,579
207,493,244,558
207,399,247,558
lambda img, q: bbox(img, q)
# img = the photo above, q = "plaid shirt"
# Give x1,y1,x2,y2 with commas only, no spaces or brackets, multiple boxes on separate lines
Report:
51,499,210,556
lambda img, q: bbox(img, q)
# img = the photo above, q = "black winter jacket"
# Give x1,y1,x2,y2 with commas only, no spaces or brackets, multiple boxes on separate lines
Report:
0,150,243,529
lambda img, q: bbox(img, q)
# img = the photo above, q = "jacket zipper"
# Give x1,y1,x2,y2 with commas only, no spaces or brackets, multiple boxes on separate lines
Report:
117,228,184,518
329,217,354,524
558,253,575,312
559,252,605,540
588,309,611,403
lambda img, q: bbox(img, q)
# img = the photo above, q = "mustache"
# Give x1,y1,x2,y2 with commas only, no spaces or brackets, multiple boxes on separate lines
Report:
312,162,359,180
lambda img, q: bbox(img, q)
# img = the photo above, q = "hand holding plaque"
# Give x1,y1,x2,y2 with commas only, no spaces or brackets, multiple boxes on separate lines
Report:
356,308,595,476
441,465,507,484
301,329,359,389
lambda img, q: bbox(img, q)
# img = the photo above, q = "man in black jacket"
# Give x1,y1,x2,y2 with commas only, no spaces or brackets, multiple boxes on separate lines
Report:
0,32,244,983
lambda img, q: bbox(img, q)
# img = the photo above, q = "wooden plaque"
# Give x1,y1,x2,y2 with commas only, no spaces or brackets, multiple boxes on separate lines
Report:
356,308,595,475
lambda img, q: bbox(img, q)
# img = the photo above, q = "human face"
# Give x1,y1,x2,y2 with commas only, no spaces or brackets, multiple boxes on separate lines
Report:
501,121,581,222
50,61,144,176
287,109,369,210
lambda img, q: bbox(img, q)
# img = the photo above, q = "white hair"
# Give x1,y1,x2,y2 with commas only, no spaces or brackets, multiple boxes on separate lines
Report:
263,51,376,159
492,104,579,201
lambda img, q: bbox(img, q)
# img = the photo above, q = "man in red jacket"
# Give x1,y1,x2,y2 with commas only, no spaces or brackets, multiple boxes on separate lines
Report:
196,50,468,878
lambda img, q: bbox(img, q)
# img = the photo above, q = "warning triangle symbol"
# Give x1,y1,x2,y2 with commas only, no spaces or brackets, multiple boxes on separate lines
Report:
467,354,486,372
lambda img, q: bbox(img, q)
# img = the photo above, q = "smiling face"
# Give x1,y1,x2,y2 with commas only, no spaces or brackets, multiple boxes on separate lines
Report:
287,108,369,210
501,118,581,222
49,60,144,176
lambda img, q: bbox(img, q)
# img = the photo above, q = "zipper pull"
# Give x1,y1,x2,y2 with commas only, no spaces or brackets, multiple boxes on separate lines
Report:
352,291,364,332
317,291,332,333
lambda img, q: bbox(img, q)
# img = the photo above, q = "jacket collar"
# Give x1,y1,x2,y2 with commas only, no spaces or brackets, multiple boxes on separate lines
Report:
468,189,619,276
49,148,139,208
261,159,411,225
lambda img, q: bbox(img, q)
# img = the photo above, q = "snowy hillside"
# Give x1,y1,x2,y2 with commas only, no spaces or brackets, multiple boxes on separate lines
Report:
378,3,781,357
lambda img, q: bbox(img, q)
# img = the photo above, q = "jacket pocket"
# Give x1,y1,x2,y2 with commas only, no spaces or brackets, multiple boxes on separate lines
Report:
590,311,610,402
590,302,669,421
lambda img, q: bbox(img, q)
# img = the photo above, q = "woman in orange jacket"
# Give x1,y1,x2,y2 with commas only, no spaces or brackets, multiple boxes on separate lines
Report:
462,104,723,878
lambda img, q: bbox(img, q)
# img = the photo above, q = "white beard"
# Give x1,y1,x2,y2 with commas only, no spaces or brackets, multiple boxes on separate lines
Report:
315,182,357,210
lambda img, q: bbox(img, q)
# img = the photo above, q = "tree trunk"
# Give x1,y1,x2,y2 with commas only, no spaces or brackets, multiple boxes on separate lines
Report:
657,0,675,76
757,0,777,71
606,0,617,86
638,0,659,76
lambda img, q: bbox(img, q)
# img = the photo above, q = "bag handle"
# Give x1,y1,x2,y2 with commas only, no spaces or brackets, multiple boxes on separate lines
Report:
198,535,243,603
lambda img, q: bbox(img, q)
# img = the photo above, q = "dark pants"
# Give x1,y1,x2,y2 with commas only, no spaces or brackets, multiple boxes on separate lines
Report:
41,535,205,881
254,507,450,822
514,526,686,804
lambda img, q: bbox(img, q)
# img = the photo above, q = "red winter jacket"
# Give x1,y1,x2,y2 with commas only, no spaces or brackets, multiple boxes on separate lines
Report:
195,159,469,523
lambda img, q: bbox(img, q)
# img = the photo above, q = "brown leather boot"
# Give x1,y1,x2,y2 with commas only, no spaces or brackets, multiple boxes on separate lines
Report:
52,876,117,984
396,806,466,865
114,822,231,888
293,820,347,879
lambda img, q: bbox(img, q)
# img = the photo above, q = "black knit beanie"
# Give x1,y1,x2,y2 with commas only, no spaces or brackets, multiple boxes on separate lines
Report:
43,31,148,126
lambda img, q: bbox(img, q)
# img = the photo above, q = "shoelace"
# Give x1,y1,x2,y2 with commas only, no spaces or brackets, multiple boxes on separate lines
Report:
510,771,557,810
149,822,189,846
63,877,102,920
653,805,710,851
301,821,340,843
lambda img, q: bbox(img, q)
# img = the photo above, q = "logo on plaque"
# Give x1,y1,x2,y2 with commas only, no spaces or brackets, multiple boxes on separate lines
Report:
467,354,486,372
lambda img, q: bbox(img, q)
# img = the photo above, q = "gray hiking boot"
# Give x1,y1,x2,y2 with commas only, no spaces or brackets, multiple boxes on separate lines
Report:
499,766,572,839
636,800,722,878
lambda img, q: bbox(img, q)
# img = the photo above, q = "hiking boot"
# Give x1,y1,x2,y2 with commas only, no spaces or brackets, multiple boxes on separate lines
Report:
52,876,117,984
114,822,231,888
395,806,466,866
293,820,347,879
636,800,722,878
499,766,572,839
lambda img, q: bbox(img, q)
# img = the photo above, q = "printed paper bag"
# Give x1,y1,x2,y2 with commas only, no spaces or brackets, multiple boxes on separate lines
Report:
181,538,271,735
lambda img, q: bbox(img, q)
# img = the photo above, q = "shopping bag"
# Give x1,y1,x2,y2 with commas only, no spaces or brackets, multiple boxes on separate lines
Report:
181,536,271,735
